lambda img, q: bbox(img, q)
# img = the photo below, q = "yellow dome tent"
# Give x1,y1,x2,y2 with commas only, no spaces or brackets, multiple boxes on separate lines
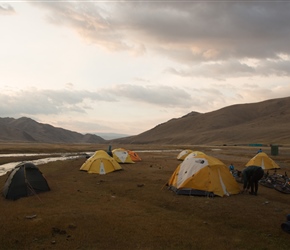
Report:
245,152,280,170
80,150,122,174
168,153,240,197
177,149,193,160
112,148,135,163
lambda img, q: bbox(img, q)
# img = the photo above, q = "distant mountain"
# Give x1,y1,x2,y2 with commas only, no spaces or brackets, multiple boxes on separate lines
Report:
95,132,131,140
0,117,105,144
2,96,290,145
112,97,290,145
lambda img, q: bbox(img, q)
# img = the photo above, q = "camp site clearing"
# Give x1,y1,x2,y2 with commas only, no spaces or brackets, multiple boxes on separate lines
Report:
0,143,290,250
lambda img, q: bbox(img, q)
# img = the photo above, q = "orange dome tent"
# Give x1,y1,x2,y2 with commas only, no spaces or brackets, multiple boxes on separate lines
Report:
127,150,142,162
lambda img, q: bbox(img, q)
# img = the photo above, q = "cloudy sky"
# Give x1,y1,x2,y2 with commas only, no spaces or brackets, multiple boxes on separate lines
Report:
1,1,290,136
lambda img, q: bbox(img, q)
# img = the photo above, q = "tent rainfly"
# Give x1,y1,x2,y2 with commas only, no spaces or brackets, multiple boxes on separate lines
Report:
245,152,280,170
167,153,240,197
80,150,122,174
177,149,194,161
127,150,142,162
184,151,206,160
112,148,135,163
3,162,50,200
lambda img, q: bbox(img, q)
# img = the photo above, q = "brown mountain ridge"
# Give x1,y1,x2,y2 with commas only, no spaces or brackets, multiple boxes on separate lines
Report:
112,96,290,145
0,117,105,144
1,96,289,145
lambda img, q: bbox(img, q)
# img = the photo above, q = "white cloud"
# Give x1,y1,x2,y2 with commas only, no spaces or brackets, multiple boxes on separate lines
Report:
167,58,290,80
0,88,116,116
1,1,290,135
0,84,193,117
0,4,15,15
29,1,290,77
107,84,192,108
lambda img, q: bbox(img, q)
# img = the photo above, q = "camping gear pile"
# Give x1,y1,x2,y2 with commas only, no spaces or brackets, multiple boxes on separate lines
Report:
229,152,280,183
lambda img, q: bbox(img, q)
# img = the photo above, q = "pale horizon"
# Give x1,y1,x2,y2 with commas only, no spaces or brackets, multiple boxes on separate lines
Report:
1,1,290,135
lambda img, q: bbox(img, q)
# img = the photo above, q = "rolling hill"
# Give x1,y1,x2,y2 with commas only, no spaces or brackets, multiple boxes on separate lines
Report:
0,117,105,143
112,96,290,145
1,96,290,145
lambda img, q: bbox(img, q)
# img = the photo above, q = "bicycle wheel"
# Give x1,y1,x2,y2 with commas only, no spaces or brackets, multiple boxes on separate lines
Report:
259,179,274,189
274,184,290,194
274,178,286,186
235,177,243,183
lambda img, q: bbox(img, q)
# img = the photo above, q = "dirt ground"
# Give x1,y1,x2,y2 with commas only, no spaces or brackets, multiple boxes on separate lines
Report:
0,144,290,250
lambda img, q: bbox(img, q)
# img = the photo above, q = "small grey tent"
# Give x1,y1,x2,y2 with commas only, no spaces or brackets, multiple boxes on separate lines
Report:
3,162,50,200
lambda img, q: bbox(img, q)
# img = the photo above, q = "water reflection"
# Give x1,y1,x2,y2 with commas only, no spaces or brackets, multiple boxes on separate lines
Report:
134,149,181,153
0,149,181,177
0,153,51,158
0,153,90,176
0,152,86,158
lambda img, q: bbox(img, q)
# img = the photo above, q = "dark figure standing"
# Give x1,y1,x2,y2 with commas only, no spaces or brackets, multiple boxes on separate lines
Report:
107,145,113,157
229,163,234,172
242,166,264,195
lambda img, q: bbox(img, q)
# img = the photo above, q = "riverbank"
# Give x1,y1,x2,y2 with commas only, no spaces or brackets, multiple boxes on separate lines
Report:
0,144,289,249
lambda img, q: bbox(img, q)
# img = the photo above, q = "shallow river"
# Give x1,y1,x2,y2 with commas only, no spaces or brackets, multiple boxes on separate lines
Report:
0,153,91,176
0,149,181,176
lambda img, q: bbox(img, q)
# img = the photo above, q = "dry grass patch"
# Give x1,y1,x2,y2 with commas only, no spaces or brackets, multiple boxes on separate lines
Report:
0,144,290,249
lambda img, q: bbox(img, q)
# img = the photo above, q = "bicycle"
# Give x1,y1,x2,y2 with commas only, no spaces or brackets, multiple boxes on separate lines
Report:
259,170,285,189
274,173,290,194
231,169,243,183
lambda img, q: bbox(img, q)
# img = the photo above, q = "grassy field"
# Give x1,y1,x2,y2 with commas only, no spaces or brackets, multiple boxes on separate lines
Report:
0,143,290,250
